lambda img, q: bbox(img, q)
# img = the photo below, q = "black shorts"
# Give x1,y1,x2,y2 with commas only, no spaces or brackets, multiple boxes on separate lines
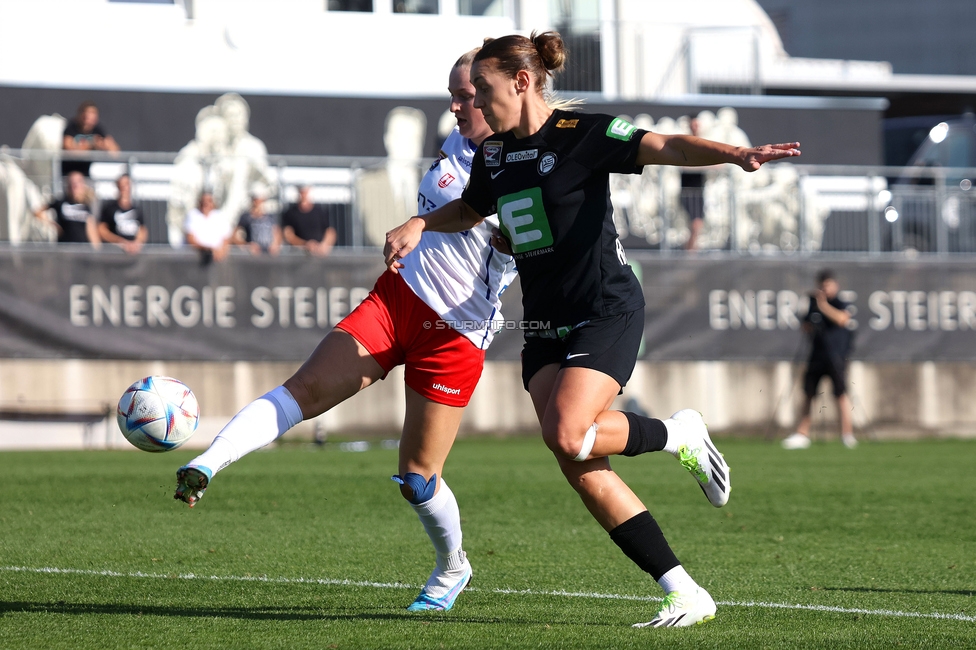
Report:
803,356,847,398
521,309,644,391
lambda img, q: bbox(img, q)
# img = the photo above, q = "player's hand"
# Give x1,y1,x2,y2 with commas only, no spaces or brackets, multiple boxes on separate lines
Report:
490,227,514,256
384,216,425,273
739,142,801,172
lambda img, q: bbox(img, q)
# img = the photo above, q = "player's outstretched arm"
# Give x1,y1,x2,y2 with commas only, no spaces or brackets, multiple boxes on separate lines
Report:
384,199,484,272
636,132,800,172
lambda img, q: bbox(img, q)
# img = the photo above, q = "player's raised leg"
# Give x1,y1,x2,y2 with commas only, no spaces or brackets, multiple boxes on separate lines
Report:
175,330,385,506
395,386,471,611
537,366,730,508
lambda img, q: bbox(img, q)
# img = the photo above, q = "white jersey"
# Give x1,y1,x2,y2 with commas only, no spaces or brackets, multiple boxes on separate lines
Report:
398,129,517,349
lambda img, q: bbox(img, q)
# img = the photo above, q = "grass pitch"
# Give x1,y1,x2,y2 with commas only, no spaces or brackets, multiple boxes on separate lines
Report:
1,437,974,649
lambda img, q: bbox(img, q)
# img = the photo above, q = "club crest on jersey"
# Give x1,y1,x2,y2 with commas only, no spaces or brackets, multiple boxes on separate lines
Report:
484,141,503,167
607,117,637,141
556,119,579,129
437,173,455,188
428,149,448,172
506,149,538,163
538,152,557,176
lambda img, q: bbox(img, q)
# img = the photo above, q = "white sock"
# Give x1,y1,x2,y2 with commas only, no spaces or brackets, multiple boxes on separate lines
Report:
410,479,465,572
657,565,699,594
190,386,304,475
662,418,684,455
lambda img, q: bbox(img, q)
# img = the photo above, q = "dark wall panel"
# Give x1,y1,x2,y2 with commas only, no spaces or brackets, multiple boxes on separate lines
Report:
0,86,882,164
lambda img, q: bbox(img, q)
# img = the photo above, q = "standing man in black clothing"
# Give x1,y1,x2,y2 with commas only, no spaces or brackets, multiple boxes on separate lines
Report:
34,171,100,246
62,101,120,177
782,269,858,450
98,174,147,254
282,185,337,256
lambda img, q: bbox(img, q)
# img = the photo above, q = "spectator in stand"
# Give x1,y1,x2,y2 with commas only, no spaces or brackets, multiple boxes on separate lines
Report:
234,189,281,256
184,191,232,262
282,185,337,256
33,170,100,246
62,101,120,177
98,174,147,254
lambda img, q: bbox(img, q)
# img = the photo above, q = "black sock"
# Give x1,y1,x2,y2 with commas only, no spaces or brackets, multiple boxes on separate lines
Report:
621,411,668,456
609,511,680,581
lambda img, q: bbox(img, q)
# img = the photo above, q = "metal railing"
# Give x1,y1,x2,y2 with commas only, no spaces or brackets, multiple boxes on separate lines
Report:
3,148,976,256
611,163,976,255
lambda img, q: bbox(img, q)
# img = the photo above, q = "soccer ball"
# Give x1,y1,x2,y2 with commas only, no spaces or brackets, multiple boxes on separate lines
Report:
117,376,200,452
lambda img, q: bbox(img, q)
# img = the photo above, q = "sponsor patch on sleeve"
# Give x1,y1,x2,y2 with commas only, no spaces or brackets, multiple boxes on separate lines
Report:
483,141,503,167
606,117,637,141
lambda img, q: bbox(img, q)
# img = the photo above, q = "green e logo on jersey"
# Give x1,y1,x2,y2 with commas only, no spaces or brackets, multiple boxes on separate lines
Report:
497,187,553,254
607,117,637,141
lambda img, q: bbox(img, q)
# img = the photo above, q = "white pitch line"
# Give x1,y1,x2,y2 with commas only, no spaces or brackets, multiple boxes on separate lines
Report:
2,566,974,623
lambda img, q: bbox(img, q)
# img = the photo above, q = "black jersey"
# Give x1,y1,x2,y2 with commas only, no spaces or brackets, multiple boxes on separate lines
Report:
462,110,646,326
51,199,94,243
805,295,853,361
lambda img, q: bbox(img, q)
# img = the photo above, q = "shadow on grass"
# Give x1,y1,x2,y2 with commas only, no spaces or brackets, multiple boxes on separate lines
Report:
0,600,609,626
821,587,975,597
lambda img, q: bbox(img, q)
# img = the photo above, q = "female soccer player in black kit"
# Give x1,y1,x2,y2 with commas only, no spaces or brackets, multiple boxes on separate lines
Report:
385,31,800,628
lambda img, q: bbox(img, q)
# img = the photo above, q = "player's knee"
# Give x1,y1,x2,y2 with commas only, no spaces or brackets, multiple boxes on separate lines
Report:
543,421,597,461
392,472,437,504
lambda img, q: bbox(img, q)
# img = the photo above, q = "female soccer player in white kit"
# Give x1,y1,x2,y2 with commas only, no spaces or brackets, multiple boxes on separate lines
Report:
174,49,516,612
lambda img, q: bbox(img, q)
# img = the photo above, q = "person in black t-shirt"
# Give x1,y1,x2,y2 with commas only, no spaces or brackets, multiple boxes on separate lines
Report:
782,270,858,450
62,101,120,177
384,31,800,628
282,186,337,256
34,171,100,246
234,191,281,256
98,174,147,254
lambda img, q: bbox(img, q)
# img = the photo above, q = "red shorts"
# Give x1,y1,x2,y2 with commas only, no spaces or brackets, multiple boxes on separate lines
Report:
335,270,485,407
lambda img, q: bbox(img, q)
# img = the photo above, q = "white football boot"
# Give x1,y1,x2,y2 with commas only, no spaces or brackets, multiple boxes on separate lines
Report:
781,432,812,450
666,410,731,508
407,551,472,612
633,587,717,628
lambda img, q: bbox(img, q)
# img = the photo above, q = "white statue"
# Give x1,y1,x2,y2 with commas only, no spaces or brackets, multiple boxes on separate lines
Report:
384,106,426,216
0,154,47,243
691,107,806,252
19,113,67,200
359,106,427,246
715,107,752,149
610,113,665,246
165,94,273,246
0,114,66,243
214,93,273,228
166,107,230,245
